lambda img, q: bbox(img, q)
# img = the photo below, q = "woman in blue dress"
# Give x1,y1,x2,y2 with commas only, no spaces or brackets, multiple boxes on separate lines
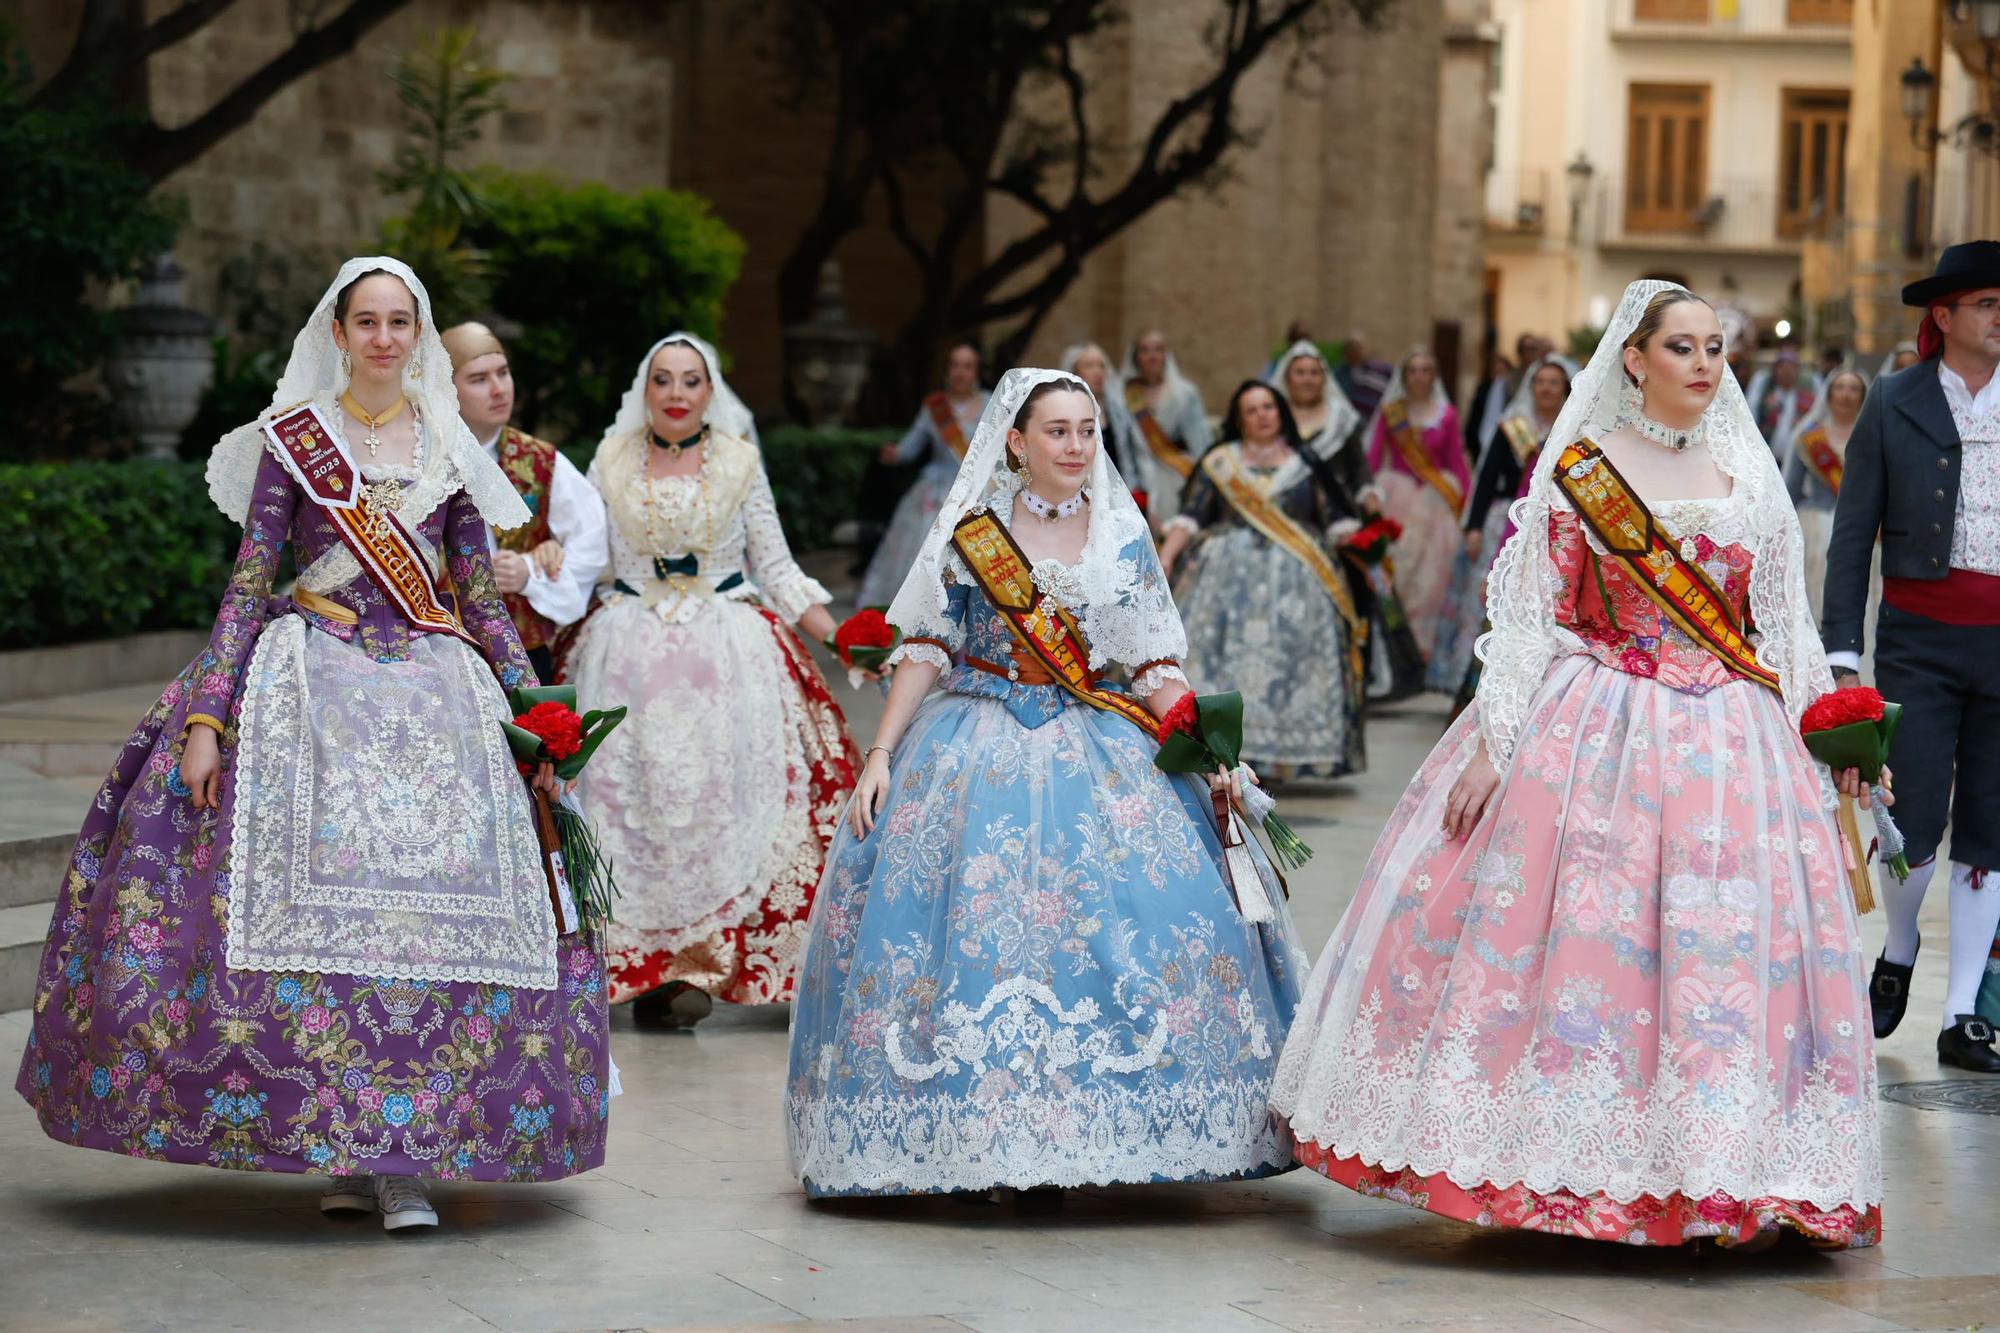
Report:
786,368,1307,1198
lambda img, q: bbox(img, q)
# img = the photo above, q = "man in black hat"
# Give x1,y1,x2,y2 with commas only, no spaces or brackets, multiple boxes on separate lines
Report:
1825,239,2000,1072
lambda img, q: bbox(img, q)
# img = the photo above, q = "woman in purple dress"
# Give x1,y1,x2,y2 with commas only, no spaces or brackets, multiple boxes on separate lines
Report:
14,257,611,1232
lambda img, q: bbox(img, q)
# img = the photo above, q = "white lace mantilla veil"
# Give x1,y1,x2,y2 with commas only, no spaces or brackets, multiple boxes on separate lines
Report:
1474,279,1836,768
598,329,759,451
1119,340,1199,408
884,366,1186,671
1790,363,1869,446
1274,339,1362,451
1059,341,1123,400
1361,345,1453,446
205,255,528,532
1497,351,1581,431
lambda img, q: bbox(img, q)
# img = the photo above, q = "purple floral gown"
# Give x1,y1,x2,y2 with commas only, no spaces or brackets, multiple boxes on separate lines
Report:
15,443,611,1182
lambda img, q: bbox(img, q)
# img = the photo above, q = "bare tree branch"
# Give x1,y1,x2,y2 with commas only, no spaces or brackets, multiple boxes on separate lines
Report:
118,0,413,184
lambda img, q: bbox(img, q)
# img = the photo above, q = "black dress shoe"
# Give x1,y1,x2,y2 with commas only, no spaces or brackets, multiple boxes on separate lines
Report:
1869,951,1917,1039
1937,1015,2000,1073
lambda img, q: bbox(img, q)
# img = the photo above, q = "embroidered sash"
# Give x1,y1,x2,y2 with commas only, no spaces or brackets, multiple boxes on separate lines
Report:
261,403,479,650
1127,383,1195,481
1794,426,1844,494
1498,415,1541,469
950,509,1161,740
1383,399,1464,512
925,392,970,461
1199,448,1369,687
495,426,558,651
1553,438,1778,693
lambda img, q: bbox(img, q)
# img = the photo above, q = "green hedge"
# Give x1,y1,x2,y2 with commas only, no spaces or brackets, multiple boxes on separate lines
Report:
1,427,888,648
0,461,240,645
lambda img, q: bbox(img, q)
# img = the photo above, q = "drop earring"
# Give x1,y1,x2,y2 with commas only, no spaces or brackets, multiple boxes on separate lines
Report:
408,348,424,382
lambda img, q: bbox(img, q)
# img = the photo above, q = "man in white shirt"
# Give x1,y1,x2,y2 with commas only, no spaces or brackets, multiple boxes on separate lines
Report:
1824,241,2000,1071
442,322,609,683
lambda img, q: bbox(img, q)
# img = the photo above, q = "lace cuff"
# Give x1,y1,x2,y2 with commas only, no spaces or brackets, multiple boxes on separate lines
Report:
1164,514,1201,538
761,570,833,624
1327,516,1363,543
1131,662,1188,694
888,640,952,672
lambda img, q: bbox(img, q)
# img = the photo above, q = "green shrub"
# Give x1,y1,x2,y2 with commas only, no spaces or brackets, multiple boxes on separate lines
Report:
4,425,886,648
0,461,237,645
468,172,746,443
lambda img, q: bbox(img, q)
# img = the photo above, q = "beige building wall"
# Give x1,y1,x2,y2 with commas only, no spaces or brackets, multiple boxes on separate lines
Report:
1486,0,1851,348
1000,0,1492,406
9,1,679,322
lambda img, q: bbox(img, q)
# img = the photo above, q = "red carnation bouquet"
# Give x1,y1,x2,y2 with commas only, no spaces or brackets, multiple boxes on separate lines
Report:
501,685,628,931
1800,685,1908,891
827,607,902,687
1155,690,1313,875
1342,516,1404,566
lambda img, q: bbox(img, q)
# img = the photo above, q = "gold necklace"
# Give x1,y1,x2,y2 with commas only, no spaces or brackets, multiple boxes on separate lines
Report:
341,390,410,459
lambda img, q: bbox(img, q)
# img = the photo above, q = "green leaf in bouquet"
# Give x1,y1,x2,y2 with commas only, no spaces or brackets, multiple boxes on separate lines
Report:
507,683,579,714
1155,730,1217,773
1195,690,1244,770
499,719,550,767
554,705,629,781
1800,705,1900,784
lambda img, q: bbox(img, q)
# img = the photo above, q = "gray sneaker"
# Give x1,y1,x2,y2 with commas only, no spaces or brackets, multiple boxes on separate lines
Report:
377,1175,439,1232
319,1174,375,1215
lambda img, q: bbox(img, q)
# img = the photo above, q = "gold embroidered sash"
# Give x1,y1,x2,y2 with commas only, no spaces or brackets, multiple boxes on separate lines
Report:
1127,383,1195,481
1794,426,1844,494
261,403,479,650
1383,399,1464,512
1554,438,1778,693
925,392,970,461
950,510,1162,740
1199,448,1367,685
1498,415,1541,469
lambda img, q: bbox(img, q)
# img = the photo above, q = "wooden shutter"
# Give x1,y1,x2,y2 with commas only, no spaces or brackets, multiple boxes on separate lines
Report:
1625,83,1710,234
1786,0,1852,25
1779,88,1849,237
1635,0,1710,19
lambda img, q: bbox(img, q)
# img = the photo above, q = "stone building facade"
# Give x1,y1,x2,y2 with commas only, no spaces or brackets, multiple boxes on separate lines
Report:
14,0,1489,417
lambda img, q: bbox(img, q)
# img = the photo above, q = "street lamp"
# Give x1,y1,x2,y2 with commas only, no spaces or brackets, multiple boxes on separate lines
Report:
1902,56,1938,146
1564,152,1596,244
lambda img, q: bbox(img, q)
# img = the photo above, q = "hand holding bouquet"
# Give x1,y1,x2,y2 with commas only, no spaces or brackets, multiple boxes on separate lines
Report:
502,685,628,931
827,608,902,688
1341,516,1404,566
1800,686,1907,910
1154,691,1312,924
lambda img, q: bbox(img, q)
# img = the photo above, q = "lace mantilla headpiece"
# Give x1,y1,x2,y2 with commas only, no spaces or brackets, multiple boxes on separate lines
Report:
1273,339,1362,455
885,366,1185,671
205,256,527,532
1474,279,1833,766
599,329,759,452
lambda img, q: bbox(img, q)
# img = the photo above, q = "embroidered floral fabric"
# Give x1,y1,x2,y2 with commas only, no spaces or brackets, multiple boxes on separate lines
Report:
787,523,1308,1197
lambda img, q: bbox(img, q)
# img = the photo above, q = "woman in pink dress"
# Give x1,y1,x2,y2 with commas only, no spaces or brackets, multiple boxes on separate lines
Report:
1364,348,1469,668
1271,281,1886,1248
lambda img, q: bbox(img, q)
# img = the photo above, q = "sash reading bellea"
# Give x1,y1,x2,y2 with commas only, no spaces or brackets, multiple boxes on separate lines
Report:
924,392,970,461
1555,437,1874,911
1127,382,1196,481
260,402,480,650
950,509,1162,740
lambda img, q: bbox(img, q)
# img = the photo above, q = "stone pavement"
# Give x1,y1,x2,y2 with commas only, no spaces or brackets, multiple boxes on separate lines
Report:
3,679,2000,1330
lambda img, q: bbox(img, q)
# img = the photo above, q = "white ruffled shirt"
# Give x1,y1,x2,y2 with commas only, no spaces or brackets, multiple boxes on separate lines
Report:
1938,362,2000,577
480,428,609,629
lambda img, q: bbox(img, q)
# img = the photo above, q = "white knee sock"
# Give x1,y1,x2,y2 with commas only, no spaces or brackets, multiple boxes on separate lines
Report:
1879,856,1937,967
1941,863,2000,1028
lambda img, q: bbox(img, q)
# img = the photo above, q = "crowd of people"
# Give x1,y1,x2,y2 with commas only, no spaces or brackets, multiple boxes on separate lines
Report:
14,240,1999,1258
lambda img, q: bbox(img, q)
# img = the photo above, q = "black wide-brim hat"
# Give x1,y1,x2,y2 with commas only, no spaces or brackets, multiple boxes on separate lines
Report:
1903,239,2000,307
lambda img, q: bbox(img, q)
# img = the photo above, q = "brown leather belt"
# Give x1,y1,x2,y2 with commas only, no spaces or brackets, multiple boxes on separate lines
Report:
964,651,1058,687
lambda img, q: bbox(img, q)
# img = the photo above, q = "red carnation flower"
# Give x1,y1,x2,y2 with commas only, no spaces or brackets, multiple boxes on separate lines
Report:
514,700,584,760
832,608,896,667
1800,687,1887,735
1159,692,1199,743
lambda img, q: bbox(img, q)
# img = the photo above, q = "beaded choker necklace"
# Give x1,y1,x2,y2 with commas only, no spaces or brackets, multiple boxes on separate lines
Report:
1020,486,1087,521
1622,409,1704,453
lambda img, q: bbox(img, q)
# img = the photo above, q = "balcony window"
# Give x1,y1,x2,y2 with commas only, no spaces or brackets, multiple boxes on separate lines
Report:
1626,82,1711,234
1778,88,1849,237
1787,0,1853,25
1635,0,1709,20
